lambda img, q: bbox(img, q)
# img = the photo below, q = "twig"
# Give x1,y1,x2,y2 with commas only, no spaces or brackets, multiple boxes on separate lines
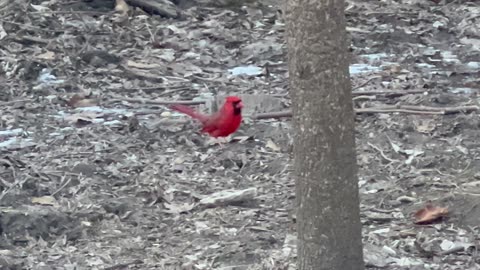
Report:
121,65,163,82
106,85,190,96
367,142,400,163
0,176,30,202
0,99,33,106
252,104,479,119
216,264,254,270
355,108,444,115
0,158,16,182
192,75,221,82
352,89,427,97
365,11,419,15
352,95,376,101
14,36,50,44
109,94,478,119
109,98,205,106
400,105,479,114
0,176,11,188
51,175,72,196
253,111,292,120
199,188,257,207
0,19,64,33
30,10,108,15
352,76,381,90
104,259,144,270
110,89,426,107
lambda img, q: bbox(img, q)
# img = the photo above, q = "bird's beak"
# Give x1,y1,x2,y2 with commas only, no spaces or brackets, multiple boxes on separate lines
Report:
236,102,243,109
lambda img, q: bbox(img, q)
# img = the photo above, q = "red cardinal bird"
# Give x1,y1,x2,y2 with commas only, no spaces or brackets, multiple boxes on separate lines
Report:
170,96,243,138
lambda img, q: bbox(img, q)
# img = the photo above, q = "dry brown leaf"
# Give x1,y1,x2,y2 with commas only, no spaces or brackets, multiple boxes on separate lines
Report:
36,51,55,60
266,139,281,151
413,119,436,134
67,94,98,108
64,111,99,125
115,0,129,14
163,202,195,214
414,204,448,224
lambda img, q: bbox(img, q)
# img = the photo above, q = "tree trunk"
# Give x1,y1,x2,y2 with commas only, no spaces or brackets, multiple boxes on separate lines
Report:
286,0,365,269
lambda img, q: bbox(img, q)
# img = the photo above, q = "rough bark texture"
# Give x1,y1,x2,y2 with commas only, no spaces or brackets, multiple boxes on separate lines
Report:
286,0,365,269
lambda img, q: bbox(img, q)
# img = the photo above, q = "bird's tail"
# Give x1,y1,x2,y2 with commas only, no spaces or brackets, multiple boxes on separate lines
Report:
170,104,208,123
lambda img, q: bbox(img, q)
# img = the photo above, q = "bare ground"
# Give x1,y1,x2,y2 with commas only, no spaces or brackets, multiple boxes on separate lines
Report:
0,0,479,269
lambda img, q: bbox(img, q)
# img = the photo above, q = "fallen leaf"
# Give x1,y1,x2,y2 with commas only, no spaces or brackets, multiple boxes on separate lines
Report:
161,111,171,117
64,111,99,125
67,94,98,108
414,204,448,224
115,0,129,14
266,139,281,151
36,51,55,60
31,196,57,206
386,136,401,153
404,148,424,165
163,202,195,214
456,145,468,155
413,119,436,134
0,24,6,40
81,221,92,227
440,239,454,251
30,4,51,12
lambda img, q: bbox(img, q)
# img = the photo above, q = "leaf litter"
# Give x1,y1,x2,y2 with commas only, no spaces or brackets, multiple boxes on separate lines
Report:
0,0,479,269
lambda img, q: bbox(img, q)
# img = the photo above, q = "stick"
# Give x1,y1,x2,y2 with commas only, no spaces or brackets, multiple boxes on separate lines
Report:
109,98,205,106
352,89,427,97
0,99,33,106
352,76,381,90
0,176,30,202
252,105,479,119
111,89,426,106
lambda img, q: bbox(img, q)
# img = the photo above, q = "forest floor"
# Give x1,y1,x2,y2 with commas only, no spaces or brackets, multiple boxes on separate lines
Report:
0,0,479,269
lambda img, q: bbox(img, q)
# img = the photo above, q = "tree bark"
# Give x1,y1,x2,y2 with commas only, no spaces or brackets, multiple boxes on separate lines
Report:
286,0,365,269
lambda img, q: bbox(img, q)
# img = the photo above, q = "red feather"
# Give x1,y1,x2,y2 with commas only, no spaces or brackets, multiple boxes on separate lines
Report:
170,96,243,138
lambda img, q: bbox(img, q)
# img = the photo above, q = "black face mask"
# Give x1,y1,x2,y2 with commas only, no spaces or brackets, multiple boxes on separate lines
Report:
232,101,242,115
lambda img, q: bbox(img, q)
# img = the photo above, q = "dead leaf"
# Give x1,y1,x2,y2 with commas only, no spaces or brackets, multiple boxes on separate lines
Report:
414,204,448,224
81,221,92,227
30,4,51,12
387,137,401,153
115,0,129,14
67,94,98,108
266,139,281,151
64,111,99,125
163,202,195,214
0,24,7,40
413,119,436,134
36,51,55,60
31,196,57,206
460,38,480,50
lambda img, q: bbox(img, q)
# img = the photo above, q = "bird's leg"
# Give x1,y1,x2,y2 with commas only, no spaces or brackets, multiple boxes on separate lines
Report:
216,137,228,149
205,137,229,148
206,137,222,147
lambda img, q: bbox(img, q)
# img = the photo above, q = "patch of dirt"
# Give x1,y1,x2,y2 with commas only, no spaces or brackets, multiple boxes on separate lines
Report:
0,0,479,269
